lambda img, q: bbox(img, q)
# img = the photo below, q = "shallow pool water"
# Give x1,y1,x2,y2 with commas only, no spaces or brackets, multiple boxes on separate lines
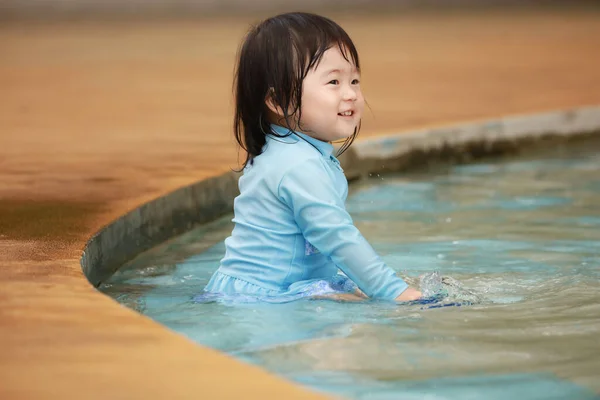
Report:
101,139,600,399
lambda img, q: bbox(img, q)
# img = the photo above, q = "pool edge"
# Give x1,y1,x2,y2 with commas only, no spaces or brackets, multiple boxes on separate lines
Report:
81,105,600,287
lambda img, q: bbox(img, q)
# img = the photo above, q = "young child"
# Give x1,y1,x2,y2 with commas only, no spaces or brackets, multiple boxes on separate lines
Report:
201,12,422,303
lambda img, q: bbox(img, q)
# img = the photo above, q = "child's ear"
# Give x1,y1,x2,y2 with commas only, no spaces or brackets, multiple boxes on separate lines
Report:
265,88,284,117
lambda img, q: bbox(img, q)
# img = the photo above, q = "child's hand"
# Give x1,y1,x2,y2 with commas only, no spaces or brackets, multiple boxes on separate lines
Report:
395,287,422,302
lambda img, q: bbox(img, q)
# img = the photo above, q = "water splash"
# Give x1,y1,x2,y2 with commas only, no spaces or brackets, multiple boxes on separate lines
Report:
404,271,487,309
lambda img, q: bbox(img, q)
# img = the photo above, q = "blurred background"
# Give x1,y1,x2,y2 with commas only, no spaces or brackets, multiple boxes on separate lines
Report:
1,0,600,249
2,0,599,18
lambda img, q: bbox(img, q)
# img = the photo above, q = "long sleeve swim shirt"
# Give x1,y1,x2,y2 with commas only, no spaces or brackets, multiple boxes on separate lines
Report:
205,125,409,300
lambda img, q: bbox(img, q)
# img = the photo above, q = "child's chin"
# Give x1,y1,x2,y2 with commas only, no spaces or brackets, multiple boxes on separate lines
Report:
335,130,355,141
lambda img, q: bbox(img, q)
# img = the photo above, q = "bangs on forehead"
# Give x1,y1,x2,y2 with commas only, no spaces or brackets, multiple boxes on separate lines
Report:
309,41,359,71
289,16,360,76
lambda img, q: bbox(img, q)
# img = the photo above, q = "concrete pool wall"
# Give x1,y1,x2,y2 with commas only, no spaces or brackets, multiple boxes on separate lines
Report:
83,106,600,287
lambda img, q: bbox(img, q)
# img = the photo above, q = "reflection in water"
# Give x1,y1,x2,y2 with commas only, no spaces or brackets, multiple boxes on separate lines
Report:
102,140,600,399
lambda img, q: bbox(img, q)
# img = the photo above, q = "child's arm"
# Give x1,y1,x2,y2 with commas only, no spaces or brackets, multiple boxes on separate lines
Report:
396,287,422,301
279,158,421,302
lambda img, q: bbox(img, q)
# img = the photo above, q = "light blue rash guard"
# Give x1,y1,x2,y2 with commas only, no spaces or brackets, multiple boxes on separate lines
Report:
203,124,409,301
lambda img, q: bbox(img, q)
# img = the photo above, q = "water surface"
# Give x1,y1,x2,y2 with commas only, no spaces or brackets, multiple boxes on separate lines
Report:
102,139,600,399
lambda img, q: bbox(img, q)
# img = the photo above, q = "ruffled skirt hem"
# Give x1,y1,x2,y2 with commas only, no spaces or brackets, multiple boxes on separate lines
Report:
193,271,358,304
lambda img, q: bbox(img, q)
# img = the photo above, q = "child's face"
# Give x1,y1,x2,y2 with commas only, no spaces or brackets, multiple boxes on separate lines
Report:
299,46,364,142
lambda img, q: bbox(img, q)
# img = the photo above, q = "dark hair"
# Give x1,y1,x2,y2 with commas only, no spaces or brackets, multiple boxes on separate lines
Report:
233,12,361,169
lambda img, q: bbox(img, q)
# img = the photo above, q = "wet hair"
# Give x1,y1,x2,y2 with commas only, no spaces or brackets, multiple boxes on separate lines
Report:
233,12,361,169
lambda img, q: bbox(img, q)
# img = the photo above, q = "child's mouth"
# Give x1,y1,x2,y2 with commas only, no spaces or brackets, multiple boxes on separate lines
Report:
338,111,354,117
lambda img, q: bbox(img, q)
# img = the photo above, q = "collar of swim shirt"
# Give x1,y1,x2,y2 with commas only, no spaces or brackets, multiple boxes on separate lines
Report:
269,124,334,158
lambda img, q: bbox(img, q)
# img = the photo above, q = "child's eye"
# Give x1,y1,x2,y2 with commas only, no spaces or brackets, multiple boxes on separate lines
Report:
352,79,360,85
328,79,339,85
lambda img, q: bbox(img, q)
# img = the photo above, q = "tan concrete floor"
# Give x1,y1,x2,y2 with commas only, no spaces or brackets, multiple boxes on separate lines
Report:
1,9,600,399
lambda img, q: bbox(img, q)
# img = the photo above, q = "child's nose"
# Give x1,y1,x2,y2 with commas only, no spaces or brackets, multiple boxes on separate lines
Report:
343,86,358,101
